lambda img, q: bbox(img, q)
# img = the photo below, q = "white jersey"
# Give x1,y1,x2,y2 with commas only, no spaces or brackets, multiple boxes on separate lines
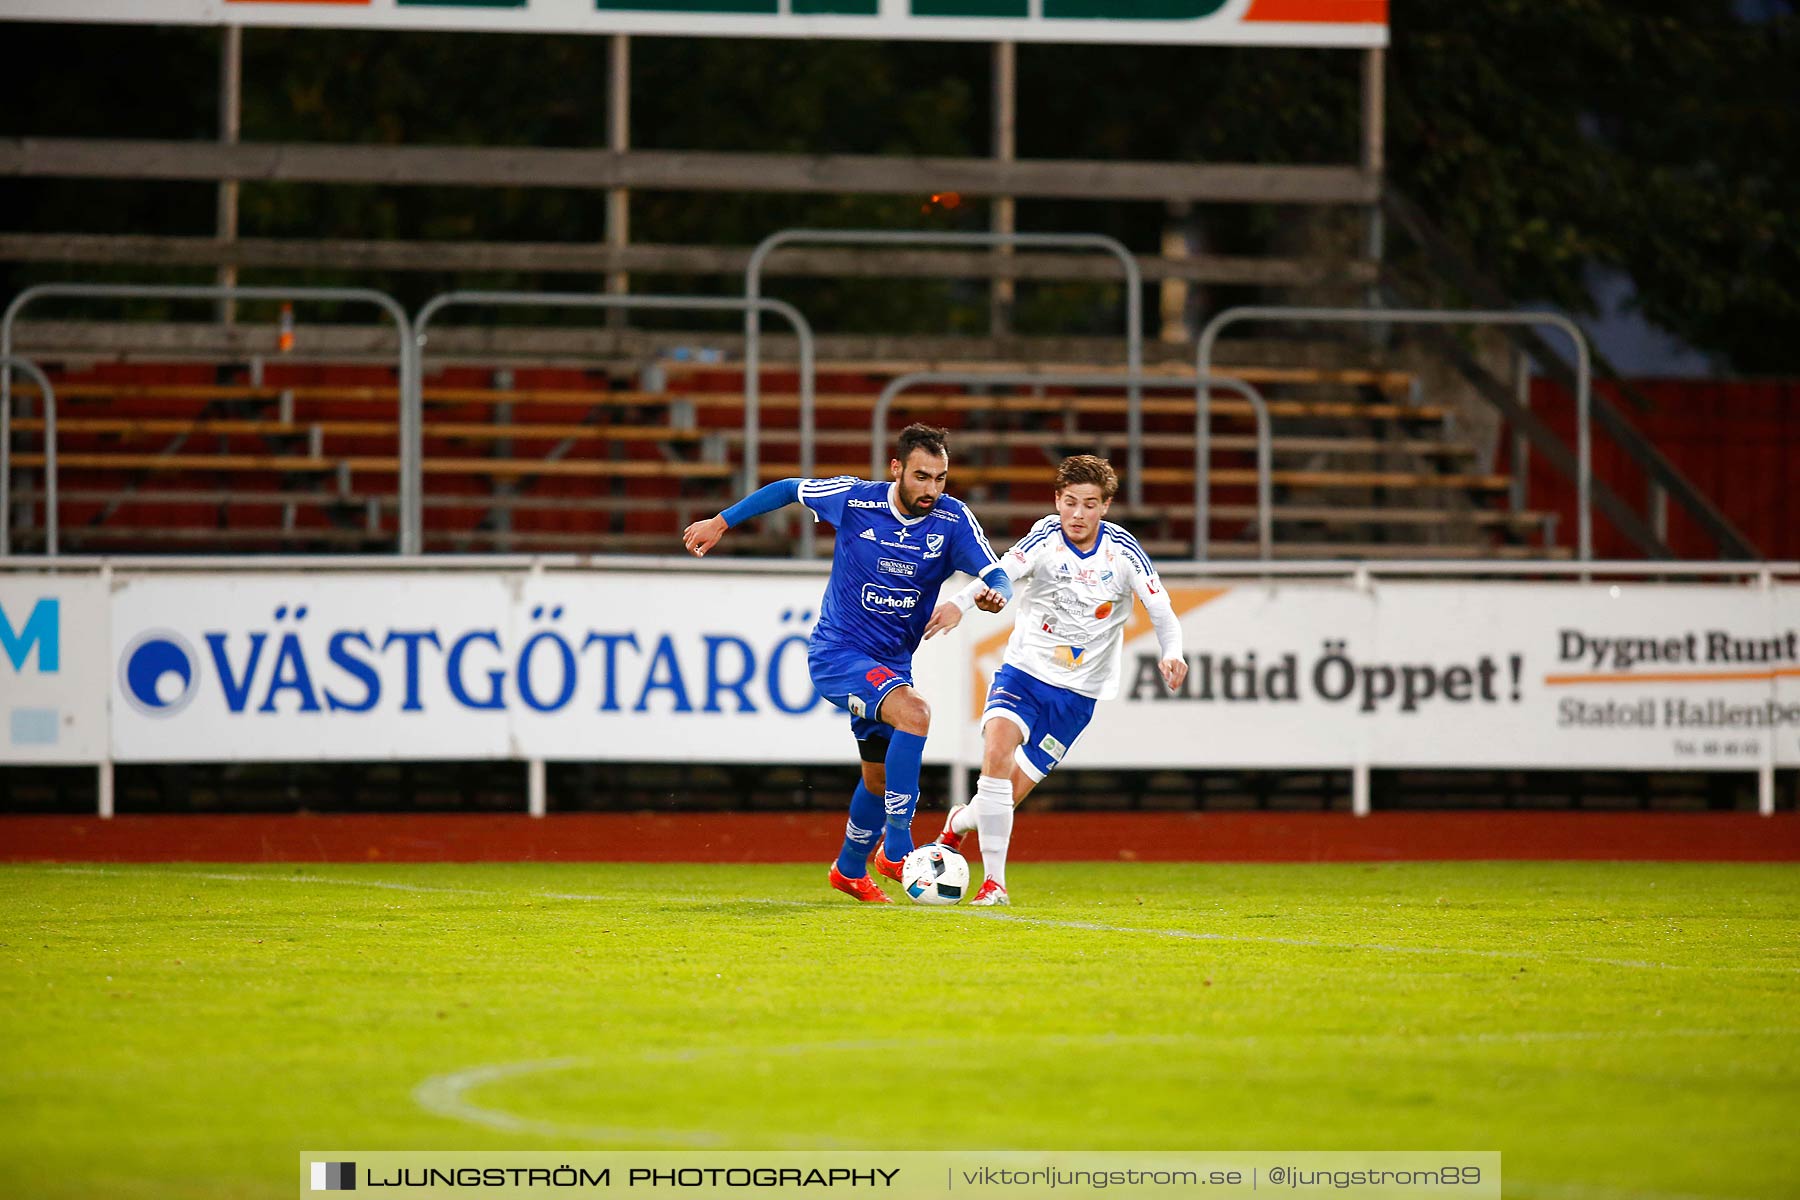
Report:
956,517,1181,701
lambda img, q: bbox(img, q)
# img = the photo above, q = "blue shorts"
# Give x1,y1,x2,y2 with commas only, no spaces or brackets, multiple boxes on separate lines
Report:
983,663,1097,782
808,641,913,744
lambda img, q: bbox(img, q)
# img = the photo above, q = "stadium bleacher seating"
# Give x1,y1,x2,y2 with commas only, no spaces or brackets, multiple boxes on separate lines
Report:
5,354,1565,558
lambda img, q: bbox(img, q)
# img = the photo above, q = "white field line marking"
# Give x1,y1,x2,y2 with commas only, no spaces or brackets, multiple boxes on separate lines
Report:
1508,1181,1768,1200
412,1057,724,1148
47,868,825,907
416,1028,1799,1159
49,866,487,896
965,910,1800,974
44,866,1800,973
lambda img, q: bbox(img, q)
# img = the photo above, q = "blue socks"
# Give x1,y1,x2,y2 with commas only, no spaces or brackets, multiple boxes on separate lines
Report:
834,781,884,878
832,731,929,876
880,731,928,860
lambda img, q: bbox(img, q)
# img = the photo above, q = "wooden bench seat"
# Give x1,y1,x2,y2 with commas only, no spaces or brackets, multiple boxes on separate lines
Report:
17,417,1473,461
1182,541,1574,561
756,463,1511,491
657,360,1418,391
968,499,1552,529
10,452,734,480
13,487,721,516
17,382,1446,425
743,428,1474,458
11,416,714,444
18,486,1553,535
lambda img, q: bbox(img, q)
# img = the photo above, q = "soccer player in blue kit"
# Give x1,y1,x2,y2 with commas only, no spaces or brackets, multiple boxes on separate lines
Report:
682,424,1014,903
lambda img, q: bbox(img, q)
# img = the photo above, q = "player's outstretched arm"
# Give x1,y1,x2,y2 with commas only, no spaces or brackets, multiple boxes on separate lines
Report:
928,562,1016,638
1134,572,1187,691
682,478,807,557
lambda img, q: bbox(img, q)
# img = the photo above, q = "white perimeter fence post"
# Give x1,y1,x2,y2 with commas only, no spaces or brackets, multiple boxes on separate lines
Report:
1352,759,1371,818
527,759,547,819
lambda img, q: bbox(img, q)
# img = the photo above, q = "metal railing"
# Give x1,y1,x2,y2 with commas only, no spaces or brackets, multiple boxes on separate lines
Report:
2,283,414,552
871,370,1274,561
746,229,1147,504
0,355,57,555
1196,305,1594,561
1381,189,1757,559
413,290,817,555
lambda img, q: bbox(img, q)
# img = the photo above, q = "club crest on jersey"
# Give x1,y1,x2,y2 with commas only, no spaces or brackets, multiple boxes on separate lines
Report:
924,533,945,558
1093,601,1114,619
1053,645,1087,669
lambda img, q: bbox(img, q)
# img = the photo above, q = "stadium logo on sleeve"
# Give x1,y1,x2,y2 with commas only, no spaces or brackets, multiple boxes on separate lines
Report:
118,630,201,717
309,1162,356,1192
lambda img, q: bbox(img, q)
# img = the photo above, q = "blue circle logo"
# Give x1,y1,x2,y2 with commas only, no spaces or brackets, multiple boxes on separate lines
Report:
119,630,200,717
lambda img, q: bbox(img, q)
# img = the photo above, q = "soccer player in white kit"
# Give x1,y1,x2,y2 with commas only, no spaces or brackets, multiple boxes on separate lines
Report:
921,455,1187,905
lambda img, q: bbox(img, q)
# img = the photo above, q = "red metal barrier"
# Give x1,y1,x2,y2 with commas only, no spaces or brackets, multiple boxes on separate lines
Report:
5,812,1796,863
1520,377,1800,559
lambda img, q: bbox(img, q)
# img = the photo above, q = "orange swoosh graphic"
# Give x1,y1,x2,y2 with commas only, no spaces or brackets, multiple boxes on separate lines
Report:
1543,668,1800,686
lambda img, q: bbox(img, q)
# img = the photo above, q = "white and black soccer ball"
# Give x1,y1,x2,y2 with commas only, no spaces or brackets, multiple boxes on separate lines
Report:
900,844,969,906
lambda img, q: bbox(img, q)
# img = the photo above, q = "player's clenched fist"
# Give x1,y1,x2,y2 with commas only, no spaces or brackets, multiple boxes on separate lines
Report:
683,515,727,557
1159,656,1187,692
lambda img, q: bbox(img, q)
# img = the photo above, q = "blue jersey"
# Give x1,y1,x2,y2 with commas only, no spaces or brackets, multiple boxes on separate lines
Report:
798,477,1000,667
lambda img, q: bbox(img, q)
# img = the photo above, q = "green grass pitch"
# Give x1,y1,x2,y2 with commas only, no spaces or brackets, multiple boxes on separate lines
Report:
3,861,1797,1200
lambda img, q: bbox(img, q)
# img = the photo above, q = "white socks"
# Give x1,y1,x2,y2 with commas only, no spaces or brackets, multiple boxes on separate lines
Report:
950,803,979,835
971,774,1015,888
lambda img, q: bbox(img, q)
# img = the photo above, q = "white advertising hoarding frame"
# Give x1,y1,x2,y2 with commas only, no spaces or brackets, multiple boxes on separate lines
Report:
0,571,110,766
1,556,1793,817
0,0,1388,48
